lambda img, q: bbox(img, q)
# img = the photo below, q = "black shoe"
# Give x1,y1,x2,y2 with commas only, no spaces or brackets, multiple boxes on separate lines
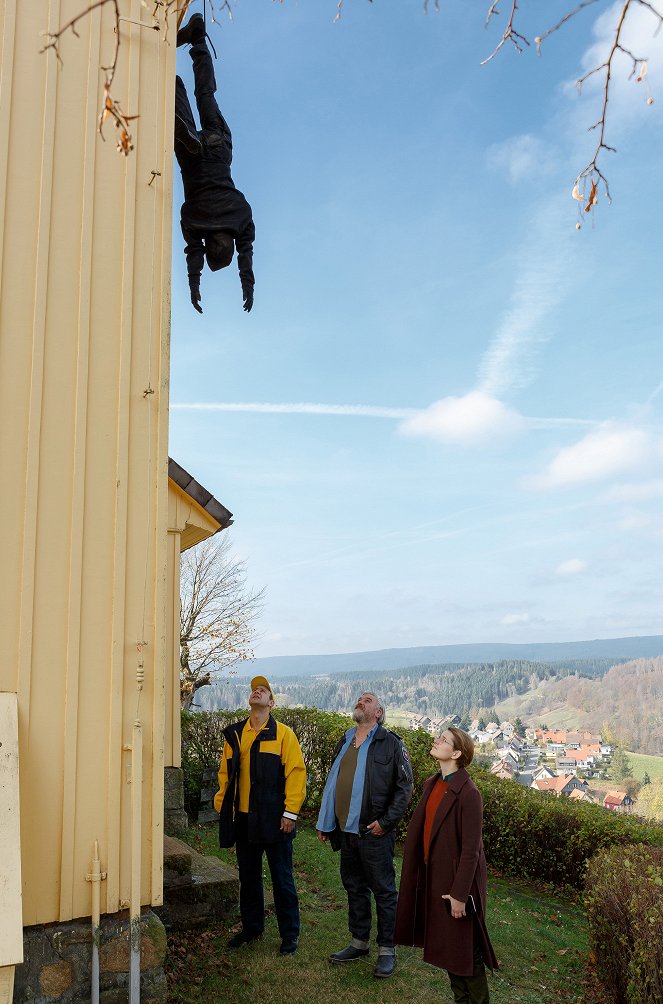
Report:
328,944,370,964
374,954,396,978
227,930,262,949
280,938,299,955
177,13,206,48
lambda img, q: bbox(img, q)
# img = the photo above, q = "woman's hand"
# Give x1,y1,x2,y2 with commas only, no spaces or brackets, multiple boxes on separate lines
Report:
442,894,466,919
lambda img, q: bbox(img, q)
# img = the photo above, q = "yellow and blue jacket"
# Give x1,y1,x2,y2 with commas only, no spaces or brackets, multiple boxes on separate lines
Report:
214,715,306,846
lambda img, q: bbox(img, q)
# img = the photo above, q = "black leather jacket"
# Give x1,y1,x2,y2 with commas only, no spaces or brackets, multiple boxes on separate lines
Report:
328,724,414,850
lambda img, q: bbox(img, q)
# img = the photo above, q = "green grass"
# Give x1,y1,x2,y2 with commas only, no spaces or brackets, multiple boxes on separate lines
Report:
166,821,602,1004
625,751,663,782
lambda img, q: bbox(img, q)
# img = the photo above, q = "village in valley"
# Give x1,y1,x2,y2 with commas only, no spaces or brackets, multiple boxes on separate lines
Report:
407,714,635,814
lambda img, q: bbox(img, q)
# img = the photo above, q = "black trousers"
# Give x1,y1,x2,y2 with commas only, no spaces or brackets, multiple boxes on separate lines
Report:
174,40,232,161
339,831,397,949
234,812,300,942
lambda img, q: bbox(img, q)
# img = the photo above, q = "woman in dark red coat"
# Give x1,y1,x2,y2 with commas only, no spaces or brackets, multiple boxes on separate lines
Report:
394,727,498,1003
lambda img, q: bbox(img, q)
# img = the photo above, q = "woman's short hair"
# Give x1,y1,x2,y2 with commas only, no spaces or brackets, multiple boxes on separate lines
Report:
447,727,474,768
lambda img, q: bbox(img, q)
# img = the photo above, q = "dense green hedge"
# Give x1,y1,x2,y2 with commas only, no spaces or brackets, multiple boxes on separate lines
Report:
585,844,663,1003
181,707,663,888
470,769,663,888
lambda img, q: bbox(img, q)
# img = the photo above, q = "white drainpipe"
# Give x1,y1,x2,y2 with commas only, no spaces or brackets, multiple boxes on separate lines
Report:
86,841,107,1004
124,719,143,1004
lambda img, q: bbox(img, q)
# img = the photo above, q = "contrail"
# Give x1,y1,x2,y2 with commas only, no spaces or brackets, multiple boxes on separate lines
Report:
171,402,417,418
171,401,596,428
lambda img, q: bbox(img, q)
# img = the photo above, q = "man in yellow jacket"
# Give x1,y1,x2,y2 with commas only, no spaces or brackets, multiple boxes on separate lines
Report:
214,676,306,954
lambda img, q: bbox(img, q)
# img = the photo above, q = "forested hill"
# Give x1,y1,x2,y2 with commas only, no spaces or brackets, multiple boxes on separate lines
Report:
537,657,663,754
248,635,663,678
198,657,623,717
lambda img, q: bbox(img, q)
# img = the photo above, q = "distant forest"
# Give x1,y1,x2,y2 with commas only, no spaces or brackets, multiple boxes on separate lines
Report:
197,657,622,719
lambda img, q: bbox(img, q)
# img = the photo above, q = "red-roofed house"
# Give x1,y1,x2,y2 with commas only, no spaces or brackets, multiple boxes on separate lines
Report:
603,791,634,814
531,774,588,798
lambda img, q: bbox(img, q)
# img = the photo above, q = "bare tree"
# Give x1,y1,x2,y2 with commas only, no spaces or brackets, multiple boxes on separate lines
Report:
482,0,663,211
180,535,265,710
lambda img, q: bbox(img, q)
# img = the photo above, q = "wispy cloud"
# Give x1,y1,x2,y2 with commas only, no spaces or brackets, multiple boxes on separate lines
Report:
478,205,571,398
486,134,558,184
501,612,530,626
555,558,588,577
605,479,663,502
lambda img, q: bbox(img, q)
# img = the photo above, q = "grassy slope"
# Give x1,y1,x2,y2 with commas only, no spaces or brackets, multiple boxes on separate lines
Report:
490,679,594,729
626,751,663,782
166,822,602,1004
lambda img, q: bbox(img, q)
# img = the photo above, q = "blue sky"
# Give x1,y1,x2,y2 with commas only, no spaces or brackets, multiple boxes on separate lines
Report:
169,0,663,658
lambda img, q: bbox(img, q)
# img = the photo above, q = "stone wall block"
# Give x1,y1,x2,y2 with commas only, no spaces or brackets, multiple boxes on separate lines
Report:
14,911,167,1002
38,961,73,996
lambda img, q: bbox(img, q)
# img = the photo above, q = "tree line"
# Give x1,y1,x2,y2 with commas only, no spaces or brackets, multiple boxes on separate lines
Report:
197,656,622,718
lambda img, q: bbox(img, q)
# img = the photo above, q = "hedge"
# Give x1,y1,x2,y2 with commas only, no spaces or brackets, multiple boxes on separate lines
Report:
585,844,663,1004
181,707,663,888
470,769,663,888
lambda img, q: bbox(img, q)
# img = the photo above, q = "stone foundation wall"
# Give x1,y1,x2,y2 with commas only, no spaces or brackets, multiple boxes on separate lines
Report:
164,766,188,835
14,910,167,1003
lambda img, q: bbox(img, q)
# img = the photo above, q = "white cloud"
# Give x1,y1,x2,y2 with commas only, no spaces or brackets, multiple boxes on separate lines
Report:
501,612,530,626
605,479,663,502
527,423,657,489
399,390,524,446
617,510,651,531
555,558,587,577
486,134,557,183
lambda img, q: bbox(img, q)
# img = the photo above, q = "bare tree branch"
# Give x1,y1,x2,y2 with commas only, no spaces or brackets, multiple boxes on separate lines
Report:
573,1,647,204
482,1,530,65
485,0,663,214
180,535,265,709
40,0,138,154
534,0,600,53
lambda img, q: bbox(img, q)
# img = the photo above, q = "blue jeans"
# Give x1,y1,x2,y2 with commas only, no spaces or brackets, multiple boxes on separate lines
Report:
234,812,300,942
339,830,397,948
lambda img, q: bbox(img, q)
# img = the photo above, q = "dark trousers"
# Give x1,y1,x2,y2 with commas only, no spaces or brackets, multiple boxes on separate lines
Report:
235,812,300,942
447,937,490,1004
339,831,397,949
174,41,232,160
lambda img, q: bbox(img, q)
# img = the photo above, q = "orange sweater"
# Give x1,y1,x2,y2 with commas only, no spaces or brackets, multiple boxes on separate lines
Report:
423,776,449,864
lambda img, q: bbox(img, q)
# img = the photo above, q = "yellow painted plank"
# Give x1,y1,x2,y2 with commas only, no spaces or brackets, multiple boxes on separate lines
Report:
0,695,22,967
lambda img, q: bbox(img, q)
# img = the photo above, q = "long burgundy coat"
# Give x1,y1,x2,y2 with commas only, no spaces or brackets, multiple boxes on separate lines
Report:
394,768,498,977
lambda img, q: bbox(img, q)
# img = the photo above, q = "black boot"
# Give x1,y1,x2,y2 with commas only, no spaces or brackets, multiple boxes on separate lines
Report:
177,13,206,48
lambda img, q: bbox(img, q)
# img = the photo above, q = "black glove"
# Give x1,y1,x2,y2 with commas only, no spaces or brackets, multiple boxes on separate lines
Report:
242,284,254,313
190,282,203,314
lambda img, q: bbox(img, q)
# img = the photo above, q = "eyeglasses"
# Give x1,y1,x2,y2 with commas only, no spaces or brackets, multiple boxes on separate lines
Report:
437,735,455,748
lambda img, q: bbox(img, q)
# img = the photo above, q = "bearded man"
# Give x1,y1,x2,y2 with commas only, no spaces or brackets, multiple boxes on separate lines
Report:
316,692,413,978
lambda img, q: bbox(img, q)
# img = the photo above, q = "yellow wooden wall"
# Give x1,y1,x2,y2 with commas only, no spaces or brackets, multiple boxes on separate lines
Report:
165,482,223,770
0,0,176,925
